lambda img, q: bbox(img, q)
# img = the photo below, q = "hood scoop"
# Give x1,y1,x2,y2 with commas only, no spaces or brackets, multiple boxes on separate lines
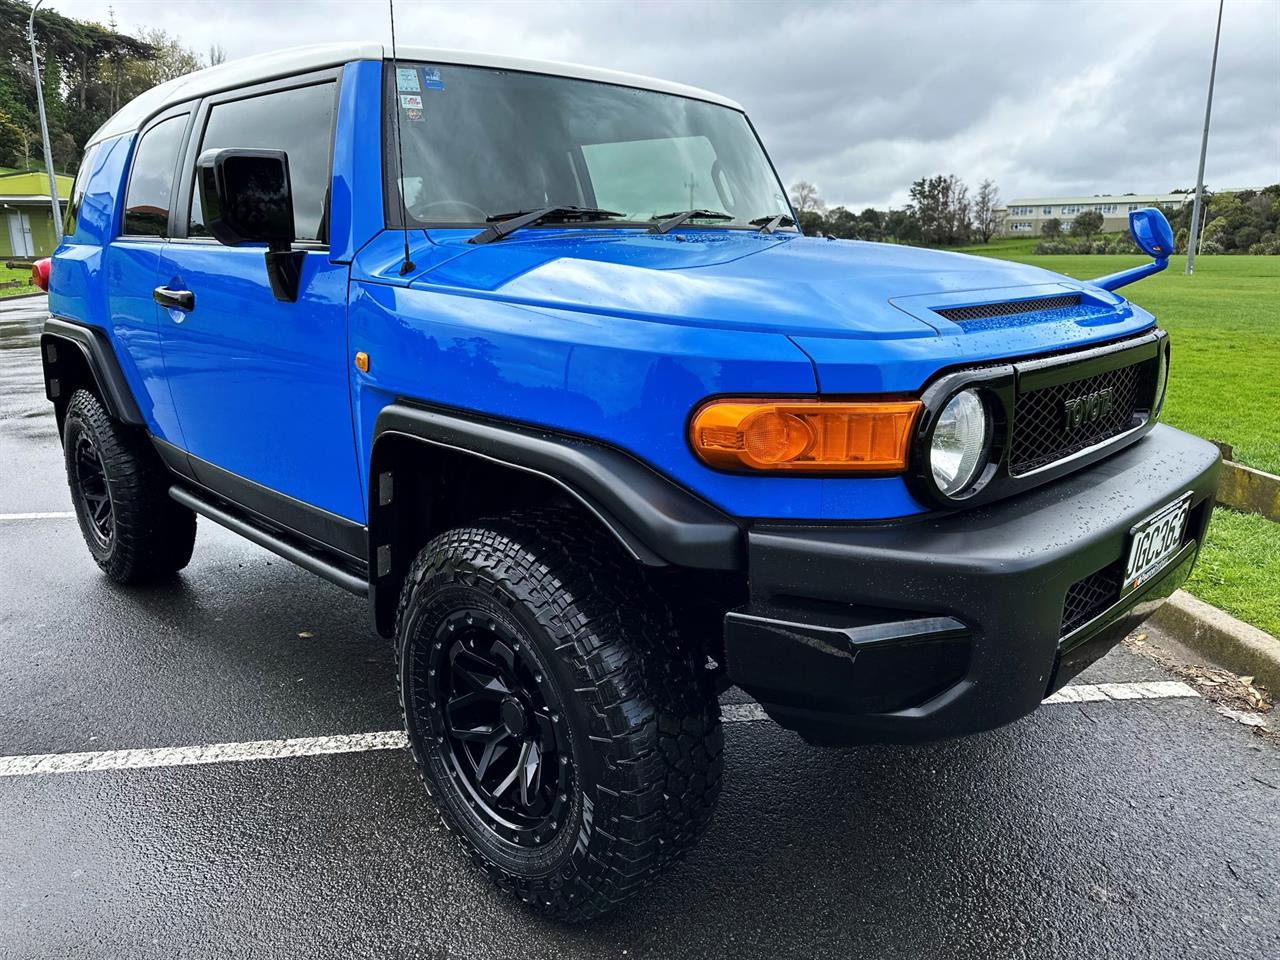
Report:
891,282,1130,335
934,293,1082,323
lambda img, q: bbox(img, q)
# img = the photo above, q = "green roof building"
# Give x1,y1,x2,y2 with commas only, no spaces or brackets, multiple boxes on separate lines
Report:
1,170,73,259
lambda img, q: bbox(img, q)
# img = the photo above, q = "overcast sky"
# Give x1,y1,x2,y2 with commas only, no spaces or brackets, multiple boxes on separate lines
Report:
47,0,1280,209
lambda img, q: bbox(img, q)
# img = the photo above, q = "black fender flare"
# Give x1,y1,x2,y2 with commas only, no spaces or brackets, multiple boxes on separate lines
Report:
367,402,744,634
40,317,144,426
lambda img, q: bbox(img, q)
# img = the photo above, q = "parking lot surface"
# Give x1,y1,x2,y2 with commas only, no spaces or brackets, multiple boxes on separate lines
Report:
2,296,1278,959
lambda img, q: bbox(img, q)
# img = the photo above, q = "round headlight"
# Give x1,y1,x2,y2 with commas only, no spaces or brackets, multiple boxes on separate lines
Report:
930,389,989,496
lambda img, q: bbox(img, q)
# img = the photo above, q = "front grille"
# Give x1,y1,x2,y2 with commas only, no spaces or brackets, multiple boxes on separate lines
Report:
1008,358,1154,475
1061,560,1123,636
935,294,1082,323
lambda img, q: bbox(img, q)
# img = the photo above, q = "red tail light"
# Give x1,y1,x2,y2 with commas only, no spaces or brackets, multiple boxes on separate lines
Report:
32,258,51,293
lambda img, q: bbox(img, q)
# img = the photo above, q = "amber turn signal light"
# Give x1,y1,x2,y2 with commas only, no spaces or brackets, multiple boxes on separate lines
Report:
689,398,922,473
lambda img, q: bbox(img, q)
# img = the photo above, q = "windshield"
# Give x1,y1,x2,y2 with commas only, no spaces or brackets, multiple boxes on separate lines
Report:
384,62,792,229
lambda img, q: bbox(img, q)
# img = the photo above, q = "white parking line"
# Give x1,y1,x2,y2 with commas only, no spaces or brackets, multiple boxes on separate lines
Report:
722,703,769,723
0,681,1202,779
0,511,75,521
1041,680,1199,703
0,731,408,777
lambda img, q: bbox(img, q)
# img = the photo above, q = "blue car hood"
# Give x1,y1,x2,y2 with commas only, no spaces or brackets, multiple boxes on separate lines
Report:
406,230,1139,344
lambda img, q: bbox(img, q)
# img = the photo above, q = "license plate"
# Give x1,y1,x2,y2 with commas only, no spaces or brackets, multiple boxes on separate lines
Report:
1123,492,1193,594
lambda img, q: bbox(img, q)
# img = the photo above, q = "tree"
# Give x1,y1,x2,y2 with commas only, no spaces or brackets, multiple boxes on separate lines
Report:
857,207,885,242
789,181,826,234
1233,225,1262,251
125,28,204,88
823,205,857,239
1041,217,1063,238
789,181,824,215
1070,210,1104,238
0,107,23,166
909,174,971,245
0,0,159,172
882,208,920,244
972,179,1003,243
1198,215,1230,250
949,179,971,244
208,43,227,66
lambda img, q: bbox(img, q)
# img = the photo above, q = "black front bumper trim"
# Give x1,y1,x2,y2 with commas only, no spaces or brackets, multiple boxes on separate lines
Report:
724,424,1220,746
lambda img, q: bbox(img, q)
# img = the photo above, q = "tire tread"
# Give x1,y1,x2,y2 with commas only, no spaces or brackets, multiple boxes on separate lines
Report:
64,389,195,583
394,507,722,921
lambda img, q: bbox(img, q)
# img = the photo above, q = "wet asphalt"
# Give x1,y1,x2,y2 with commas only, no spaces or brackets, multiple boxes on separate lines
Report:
1,295,1277,959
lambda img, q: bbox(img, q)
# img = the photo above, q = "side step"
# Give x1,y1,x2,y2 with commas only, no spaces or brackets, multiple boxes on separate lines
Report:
169,485,368,596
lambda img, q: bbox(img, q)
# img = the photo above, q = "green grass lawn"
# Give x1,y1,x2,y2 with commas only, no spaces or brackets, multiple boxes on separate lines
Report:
0,264,38,299
1189,508,1280,638
960,252,1280,475
957,247,1280,637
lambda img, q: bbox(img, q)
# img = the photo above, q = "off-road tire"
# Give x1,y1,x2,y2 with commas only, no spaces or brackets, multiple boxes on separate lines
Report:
396,509,723,921
62,389,196,583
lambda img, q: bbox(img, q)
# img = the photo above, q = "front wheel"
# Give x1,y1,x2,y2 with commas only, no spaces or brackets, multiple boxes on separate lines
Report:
396,511,723,921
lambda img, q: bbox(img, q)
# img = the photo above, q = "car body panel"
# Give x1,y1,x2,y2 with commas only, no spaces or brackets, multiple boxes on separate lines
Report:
52,49,1161,524
328,60,385,265
49,133,188,445
42,45,1220,759
154,244,364,520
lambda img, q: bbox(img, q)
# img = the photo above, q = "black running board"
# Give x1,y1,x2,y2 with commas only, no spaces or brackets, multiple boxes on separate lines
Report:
169,485,369,596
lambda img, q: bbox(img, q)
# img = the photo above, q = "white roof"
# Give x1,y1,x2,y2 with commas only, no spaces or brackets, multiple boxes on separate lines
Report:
89,42,743,144
1006,193,1194,206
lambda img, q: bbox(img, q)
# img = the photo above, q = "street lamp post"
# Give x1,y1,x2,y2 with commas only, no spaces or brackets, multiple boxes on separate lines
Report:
28,0,64,245
1185,0,1225,276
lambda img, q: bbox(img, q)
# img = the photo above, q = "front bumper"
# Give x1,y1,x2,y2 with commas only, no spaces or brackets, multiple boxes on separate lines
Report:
724,424,1220,745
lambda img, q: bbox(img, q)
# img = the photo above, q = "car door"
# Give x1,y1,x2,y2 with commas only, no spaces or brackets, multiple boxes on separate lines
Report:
156,71,365,546
104,107,193,446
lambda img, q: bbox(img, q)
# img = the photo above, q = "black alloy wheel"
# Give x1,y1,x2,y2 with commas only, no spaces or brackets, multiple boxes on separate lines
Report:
72,432,114,548
61,389,197,583
396,512,724,921
422,608,572,847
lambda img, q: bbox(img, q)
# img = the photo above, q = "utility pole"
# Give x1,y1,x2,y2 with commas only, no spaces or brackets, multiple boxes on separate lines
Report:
1186,0,1224,275
29,0,63,244
684,173,698,212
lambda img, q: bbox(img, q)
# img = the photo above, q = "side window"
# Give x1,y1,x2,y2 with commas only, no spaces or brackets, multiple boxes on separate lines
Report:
63,142,101,237
189,83,335,243
123,115,188,237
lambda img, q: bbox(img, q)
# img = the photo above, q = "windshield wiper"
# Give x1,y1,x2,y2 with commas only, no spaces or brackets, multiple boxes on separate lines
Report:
649,209,733,234
750,214,799,234
468,206,624,245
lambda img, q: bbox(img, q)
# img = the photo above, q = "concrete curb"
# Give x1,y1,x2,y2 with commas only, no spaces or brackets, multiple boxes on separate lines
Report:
1150,590,1280,693
1216,460,1280,522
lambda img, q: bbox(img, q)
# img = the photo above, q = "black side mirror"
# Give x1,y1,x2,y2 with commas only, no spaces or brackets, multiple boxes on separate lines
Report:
196,148,304,302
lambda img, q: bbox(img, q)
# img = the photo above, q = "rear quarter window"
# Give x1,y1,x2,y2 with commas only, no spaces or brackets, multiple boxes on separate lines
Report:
63,142,101,238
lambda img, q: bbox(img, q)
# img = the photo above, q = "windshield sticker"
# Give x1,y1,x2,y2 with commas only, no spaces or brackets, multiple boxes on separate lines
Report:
396,67,421,92
420,67,445,90
399,94,423,110
405,107,424,122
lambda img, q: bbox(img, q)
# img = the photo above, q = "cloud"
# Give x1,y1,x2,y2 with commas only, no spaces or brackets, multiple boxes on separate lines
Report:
50,0,1280,207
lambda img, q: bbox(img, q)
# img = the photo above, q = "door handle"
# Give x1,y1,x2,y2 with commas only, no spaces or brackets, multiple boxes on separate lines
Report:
153,286,195,311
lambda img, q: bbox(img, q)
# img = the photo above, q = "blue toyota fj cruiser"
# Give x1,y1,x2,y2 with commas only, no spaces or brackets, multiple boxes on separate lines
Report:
39,43,1220,919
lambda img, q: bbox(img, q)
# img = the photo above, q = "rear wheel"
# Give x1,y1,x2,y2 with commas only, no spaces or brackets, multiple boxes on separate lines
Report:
62,389,196,583
396,510,723,921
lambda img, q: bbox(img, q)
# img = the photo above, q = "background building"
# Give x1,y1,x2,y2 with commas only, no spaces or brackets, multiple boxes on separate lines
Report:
0,171,72,259
999,193,1193,236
